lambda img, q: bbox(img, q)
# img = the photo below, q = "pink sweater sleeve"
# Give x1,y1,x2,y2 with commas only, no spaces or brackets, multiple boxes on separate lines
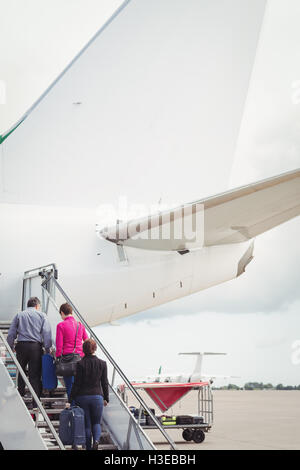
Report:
83,325,89,342
56,323,63,357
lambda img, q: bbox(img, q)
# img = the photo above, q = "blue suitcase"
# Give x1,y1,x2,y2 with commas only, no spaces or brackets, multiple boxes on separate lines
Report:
59,406,86,447
42,354,58,390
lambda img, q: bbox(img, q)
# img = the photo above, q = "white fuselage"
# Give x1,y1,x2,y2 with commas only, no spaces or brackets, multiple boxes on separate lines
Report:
0,0,266,326
0,202,253,326
138,374,205,384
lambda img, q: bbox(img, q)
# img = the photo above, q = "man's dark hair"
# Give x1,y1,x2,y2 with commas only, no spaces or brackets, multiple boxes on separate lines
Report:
59,303,73,316
27,297,41,308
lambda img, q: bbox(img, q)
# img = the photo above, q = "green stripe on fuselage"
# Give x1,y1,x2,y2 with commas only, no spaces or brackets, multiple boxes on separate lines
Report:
0,117,26,144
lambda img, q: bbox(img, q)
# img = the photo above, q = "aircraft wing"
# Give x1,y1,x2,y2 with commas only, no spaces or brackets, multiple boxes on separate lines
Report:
99,167,300,250
201,375,240,380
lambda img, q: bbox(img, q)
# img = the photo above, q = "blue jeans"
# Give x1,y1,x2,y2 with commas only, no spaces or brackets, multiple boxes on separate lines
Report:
75,395,103,450
63,375,74,403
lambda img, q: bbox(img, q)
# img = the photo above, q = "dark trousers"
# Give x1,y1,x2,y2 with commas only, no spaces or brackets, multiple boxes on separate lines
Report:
75,395,103,450
15,341,43,406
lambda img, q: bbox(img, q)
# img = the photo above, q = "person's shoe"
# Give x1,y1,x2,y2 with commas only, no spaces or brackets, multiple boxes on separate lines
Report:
92,441,99,450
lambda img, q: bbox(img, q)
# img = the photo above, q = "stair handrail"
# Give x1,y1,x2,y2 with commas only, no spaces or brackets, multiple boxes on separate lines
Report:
23,263,58,279
36,269,176,450
0,330,65,450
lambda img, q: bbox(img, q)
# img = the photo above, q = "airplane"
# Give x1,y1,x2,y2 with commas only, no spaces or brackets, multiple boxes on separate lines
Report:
0,0,299,328
132,352,237,384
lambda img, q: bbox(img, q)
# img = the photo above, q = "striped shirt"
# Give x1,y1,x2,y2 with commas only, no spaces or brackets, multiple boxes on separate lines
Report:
7,307,53,351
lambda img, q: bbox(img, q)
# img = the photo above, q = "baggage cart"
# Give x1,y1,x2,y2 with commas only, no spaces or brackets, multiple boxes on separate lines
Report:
120,381,213,444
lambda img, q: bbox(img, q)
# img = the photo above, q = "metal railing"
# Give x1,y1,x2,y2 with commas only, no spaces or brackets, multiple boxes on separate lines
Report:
22,263,58,312
198,385,213,426
0,330,65,450
22,264,176,450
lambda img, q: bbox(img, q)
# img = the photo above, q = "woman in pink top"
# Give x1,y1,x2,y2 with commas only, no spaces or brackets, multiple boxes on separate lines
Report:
56,303,88,401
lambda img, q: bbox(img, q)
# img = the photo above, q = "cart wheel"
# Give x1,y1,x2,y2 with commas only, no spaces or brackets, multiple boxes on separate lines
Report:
193,429,205,443
182,429,194,441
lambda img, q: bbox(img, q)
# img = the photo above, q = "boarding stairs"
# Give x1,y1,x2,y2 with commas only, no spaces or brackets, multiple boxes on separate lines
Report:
0,264,176,450
0,323,117,450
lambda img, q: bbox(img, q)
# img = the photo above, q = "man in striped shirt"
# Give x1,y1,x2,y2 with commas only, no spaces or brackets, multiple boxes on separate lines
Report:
7,297,52,407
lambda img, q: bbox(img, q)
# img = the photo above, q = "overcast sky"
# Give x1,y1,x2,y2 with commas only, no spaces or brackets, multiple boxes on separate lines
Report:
1,0,300,386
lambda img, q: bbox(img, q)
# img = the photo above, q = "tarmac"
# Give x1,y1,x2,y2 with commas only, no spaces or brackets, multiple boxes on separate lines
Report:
128,390,300,450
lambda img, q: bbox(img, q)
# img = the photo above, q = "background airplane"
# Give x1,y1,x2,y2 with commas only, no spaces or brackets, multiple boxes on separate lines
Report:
132,352,239,384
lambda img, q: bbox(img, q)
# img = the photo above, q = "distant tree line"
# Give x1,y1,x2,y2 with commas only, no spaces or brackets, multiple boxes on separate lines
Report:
212,382,300,391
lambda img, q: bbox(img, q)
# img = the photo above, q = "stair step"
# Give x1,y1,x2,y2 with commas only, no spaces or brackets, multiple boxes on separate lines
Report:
28,410,63,419
42,388,67,394
47,445,82,450
37,420,108,430
43,397,68,402
24,405,65,414
98,444,118,450
41,433,57,439
23,396,67,403
23,389,67,399
37,420,60,428
41,431,110,440
40,408,64,414
25,386,67,392
23,404,65,413
47,443,118,451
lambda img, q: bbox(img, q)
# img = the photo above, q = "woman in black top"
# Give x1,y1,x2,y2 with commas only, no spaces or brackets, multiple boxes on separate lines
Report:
70,338,109,450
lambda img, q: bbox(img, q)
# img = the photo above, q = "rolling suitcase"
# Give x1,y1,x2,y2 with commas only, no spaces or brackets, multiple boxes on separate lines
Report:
176,415,194,425
59,406,86,447
192,415,204,424
144,408,156,426
42,353,58,390
133,408,147,425
161,415,176,426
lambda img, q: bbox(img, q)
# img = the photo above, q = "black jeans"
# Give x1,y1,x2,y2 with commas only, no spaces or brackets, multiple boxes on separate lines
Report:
15,341,43,406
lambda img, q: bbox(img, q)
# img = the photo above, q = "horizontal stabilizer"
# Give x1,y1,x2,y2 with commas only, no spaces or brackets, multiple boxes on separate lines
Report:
179,352,227,356
99,168,300,250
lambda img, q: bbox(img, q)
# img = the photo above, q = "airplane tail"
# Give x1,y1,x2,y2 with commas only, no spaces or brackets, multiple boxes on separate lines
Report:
179,352,227,376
